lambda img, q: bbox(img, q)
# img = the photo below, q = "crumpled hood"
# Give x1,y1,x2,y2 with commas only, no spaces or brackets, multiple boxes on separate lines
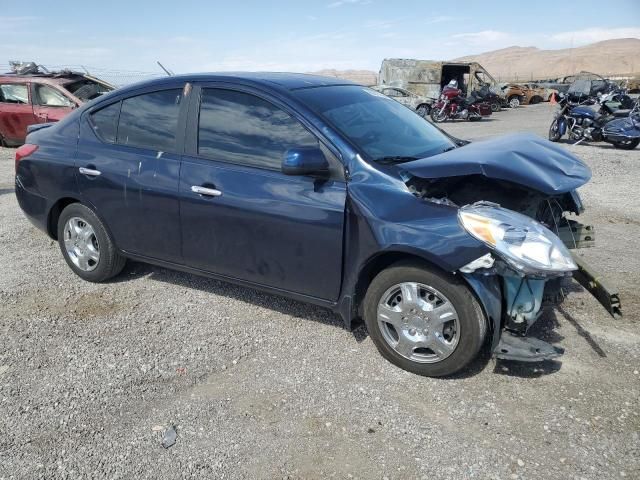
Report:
400,133,591,195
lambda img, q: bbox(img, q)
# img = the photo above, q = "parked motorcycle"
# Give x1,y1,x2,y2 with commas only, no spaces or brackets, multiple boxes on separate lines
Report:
597,87,635,116
548,93,640,150
472,85,502,112
430,82,492,122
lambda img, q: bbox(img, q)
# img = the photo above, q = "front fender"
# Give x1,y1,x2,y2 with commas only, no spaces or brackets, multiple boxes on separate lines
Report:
557,116,567,136
462,273,502,350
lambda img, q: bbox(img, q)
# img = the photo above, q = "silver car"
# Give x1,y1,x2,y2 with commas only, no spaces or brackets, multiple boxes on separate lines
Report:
372,85,434,117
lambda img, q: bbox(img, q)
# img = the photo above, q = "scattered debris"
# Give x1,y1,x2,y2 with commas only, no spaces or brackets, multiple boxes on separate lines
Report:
162,425,177,449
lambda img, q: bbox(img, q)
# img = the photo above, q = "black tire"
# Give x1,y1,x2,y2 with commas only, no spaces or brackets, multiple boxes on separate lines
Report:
612,138,639,150
363,261,487,377
508,95,520,108
57,203,126,282
416,104,430,118
548,119,562,142
430,107,447,123
490,101,500,113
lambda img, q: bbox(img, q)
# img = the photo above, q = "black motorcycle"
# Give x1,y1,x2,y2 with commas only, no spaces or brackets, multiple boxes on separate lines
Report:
549,93,640,150
471,85,502,112
597,87,635,115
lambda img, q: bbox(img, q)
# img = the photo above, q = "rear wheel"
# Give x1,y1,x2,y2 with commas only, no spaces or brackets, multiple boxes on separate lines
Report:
612,138,639,150
363,262,487,377
548,119,562,142
416,104,430,118
508,96,520,108
490,101,501,112
57,203,126,282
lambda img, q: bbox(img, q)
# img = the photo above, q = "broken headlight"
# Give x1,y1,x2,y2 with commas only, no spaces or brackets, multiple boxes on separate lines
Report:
458,203,577,275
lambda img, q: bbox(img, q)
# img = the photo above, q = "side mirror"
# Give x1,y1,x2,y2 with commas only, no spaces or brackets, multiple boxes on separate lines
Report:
282,146,329,177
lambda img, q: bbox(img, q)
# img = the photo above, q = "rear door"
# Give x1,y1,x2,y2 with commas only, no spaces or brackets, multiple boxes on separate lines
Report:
76,86,187,263
31,82,75,123
179,85,347,300
0,82,36,143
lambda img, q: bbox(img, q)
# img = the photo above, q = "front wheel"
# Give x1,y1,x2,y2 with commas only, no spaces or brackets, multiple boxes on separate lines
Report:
549,119,562,142
612,138,640,150
57,203,126,282
363,262,487,377
490,101,501,113
430,107,447,123
508,96,520,108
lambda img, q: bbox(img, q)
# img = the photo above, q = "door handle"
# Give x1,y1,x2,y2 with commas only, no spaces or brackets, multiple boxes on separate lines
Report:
79,167,101,177
191,185,222,197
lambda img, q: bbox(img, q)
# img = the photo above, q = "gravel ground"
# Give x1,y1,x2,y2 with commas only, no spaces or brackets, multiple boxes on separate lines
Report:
1,103,639,480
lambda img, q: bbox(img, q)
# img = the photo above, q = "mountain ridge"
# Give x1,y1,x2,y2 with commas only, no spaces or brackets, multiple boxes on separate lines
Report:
308,38,640,85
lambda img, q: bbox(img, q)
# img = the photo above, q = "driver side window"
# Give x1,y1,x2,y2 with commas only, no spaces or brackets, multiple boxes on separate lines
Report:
197,88,319,170
33,84,73,107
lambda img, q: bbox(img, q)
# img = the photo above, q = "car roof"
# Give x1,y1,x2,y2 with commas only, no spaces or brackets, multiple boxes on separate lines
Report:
114,72,358,95
0,73,77,85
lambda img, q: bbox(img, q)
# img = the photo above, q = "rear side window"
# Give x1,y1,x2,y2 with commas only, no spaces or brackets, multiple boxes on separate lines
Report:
0,84,29,104
117,89,182,151
90,102,121,143
198,88,318,170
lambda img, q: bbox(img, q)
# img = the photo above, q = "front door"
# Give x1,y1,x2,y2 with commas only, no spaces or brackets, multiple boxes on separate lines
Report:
76,87,186,263
0,82,36,143
31,83,74,123
179,86,347,301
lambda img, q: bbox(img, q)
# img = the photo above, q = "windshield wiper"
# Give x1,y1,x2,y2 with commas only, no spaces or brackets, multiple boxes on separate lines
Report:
374,156,420,165
442,145,457,153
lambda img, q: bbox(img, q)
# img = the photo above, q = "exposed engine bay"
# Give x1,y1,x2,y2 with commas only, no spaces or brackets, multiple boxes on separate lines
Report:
404,172,620,362
406,175,594,248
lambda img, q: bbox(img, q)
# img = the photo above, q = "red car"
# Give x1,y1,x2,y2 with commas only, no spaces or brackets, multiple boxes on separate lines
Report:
0,66,114,146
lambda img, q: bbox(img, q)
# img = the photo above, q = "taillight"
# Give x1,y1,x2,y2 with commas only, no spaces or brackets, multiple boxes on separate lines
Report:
15,144,38,172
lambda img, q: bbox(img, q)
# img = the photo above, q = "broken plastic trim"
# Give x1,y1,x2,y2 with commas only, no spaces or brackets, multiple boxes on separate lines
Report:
459,253,495,273
571,255,622,318
494,333,564,362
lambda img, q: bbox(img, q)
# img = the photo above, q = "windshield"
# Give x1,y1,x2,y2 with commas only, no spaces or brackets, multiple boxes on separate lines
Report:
294,85,455,162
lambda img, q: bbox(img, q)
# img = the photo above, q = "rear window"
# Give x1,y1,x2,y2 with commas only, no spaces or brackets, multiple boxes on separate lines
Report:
116,89,182,151
90,102,121,143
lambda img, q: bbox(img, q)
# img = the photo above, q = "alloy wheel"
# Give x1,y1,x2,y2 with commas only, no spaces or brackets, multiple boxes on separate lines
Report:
63,217,100,271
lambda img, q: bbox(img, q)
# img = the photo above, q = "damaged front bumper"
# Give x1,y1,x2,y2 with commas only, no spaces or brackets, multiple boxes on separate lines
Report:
461,235,621,363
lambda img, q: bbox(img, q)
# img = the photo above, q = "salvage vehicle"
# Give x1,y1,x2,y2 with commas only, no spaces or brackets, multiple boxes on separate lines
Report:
498,83,549,108
371,85,434,117
15,73,620,377
0,62,114,146
522,83,557,104
379,59,497,101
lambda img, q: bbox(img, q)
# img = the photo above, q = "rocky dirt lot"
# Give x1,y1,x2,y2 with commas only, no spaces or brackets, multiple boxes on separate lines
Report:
0,103,638,480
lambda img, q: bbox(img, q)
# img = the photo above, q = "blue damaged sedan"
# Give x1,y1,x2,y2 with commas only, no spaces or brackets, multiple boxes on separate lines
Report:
14,73,620,377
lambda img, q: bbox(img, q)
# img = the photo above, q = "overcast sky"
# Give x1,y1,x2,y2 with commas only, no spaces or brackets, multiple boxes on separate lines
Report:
1,0,639,74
